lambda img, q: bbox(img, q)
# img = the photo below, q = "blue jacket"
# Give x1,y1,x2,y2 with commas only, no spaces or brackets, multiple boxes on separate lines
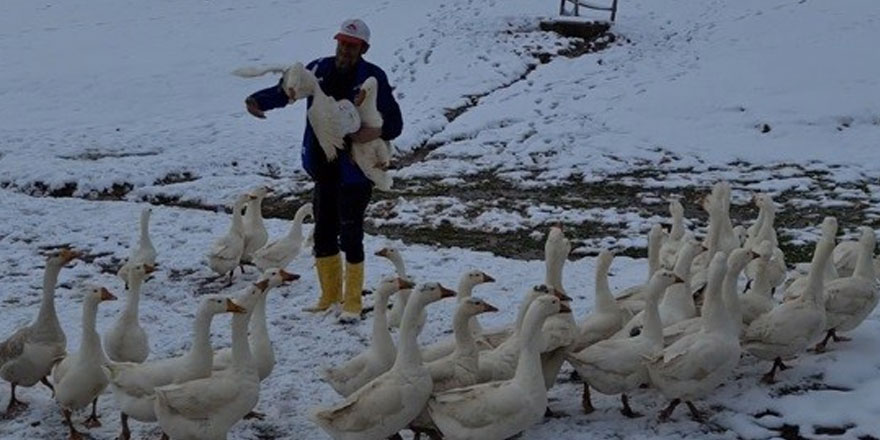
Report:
248,57,403,185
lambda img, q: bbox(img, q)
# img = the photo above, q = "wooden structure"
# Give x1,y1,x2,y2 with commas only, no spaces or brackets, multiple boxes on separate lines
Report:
559,0,618,22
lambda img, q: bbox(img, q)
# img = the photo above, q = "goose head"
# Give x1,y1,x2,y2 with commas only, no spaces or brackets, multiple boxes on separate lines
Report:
354,76,378,107
199,295,247,316
255,268,300,292
645,270,682,302
859,226,876,249
755,240,774,261
669,199,684,219
47,248,80,268
249,185,272,200
127,263,156,285
458,297,499,317
596,250,614,272
140,206,153,223
458,269,495,293
727,247,753,274
820,217,839,241
545,225,571,257
375,246,402,263
375,275,415,301
234,193,257,210
82,285,117,304
282,62,316,101
411,282,456,307
529,295,567,319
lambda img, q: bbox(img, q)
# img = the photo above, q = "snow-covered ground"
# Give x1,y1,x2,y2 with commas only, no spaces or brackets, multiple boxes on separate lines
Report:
2,0,879,438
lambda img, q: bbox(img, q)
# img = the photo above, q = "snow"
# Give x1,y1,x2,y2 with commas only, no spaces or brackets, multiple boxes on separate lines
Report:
2,0,880,438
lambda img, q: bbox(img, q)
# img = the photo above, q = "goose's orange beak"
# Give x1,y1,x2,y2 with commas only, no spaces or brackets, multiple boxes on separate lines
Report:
553,289,572,302
100,287,117,302
279,270,300,282
398,278,415,290
60,249,80,263
440,285,456,299
226,298,247,314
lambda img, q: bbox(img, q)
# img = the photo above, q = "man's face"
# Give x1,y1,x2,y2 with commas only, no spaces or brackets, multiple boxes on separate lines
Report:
335,40,364,72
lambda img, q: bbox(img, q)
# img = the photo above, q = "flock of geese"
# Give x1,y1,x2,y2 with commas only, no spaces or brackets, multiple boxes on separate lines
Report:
1,180,878,439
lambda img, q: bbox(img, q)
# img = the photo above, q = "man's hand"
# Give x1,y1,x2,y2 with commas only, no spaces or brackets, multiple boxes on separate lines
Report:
245,97,266,119
349,126,382,144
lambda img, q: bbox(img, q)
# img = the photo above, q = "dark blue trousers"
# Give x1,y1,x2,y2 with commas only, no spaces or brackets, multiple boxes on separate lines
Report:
312,178,372,264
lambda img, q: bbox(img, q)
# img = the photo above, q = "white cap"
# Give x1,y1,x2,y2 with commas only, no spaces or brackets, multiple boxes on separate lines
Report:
335,18,370,46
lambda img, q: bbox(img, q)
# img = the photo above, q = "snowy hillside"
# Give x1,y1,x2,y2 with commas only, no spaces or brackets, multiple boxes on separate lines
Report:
1,0,879,438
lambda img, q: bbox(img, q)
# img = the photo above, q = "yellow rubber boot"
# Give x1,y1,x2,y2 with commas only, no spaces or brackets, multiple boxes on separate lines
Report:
304,254,342,312
339,261,364,323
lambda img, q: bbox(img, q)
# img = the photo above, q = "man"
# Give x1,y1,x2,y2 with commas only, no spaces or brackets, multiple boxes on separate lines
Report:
245,19,403,323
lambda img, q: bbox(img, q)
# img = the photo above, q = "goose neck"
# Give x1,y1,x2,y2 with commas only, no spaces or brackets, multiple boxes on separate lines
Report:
35,260,64,331
231,310,253,370
854,234,877,280
372,291,393,353
187,309,217,371
394,295,425,369
80,300,102,358
513,307,547,387
452,310,478,359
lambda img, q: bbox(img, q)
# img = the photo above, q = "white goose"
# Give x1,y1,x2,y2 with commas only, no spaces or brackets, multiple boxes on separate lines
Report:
153,272,276,440
233,62,361,161
539,226,578,401
241,185,271,266
573,250,627,352
52,285,117,439
118,207,158,287
744,194,786,289
743,217,836,383
659,200,687,270
310,282,456,440
427,295,567,440
617,239,700,337
253,202,313,271
744,194,778,251
708,181,740,256
784,217,839,302
208,193,255,284
816,226,878,351
410,297,498,437
421,269,496,363
476,285,568,382
283,62,361,161
647,252,740,422
213,269,301,379
105,295,244,440
616,224,666,314
322,276,413,397
663,248,752,346
567,270,679,417
1,249,77,415
352,76,394,191
104,263,155,363
833,237,880,279
741,240,776,325
376,246,420,330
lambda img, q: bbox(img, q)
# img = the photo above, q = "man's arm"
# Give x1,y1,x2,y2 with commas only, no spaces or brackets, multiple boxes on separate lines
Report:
245,80,289,119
